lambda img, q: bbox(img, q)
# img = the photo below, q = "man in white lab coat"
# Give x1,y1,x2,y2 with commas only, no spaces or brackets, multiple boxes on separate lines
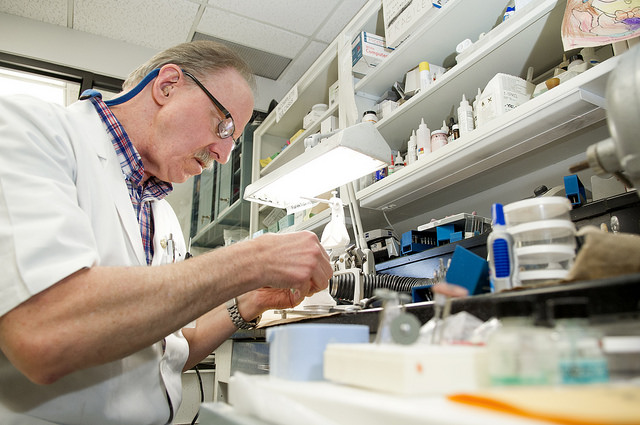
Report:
0,40,332,424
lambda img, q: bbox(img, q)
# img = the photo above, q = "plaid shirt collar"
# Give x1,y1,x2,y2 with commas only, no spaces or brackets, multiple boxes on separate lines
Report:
89,96,173,197
88,95,173,264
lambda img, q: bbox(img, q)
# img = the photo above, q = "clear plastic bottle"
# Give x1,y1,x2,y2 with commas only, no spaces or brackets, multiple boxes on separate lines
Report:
487,299,555,386
548,298,609,385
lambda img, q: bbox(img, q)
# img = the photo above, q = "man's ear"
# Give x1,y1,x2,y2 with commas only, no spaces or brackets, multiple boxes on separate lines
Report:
152,64,182,105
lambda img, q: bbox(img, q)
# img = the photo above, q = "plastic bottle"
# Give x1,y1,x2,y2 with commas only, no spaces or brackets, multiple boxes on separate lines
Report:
486,299,554,386
416,119,431,157
394,152,405,172
503,0,516,21
472,88,481,129
419,61,431,92
548,298,609,385
451,124,460,141
457,94,475,135
488,203,515,292
406,131,418,165
388,153,396,175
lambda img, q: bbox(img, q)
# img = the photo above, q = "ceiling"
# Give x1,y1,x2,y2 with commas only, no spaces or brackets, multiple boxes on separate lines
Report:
0,0,368,111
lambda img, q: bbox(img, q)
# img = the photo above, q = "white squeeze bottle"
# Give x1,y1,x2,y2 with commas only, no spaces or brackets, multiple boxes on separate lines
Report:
394,152,405,172
457,94,474,135
416,118,430,157
407,130,418,165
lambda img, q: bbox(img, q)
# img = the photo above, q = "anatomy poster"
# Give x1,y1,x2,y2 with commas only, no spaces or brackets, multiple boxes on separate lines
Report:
562,0,640,50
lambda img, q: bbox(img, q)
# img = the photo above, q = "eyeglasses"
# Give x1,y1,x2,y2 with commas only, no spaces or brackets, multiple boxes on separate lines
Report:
183,71,238,148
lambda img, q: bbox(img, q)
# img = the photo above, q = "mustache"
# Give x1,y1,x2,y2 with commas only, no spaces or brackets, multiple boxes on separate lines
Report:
194,149,215,170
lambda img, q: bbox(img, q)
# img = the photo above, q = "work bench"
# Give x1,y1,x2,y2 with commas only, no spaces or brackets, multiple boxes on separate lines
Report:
211,273,640,404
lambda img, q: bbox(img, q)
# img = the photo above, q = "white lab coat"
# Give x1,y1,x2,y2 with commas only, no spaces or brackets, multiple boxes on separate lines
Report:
0,95,189,425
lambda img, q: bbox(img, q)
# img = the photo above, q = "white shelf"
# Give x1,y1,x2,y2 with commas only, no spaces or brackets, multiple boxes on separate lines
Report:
354,0,509,98
368,0,567,149
357,56,617,211
259,46,338,142
260,103,339,176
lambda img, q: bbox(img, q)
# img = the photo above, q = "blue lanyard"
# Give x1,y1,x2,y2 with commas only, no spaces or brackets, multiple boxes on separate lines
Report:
80,68,160,105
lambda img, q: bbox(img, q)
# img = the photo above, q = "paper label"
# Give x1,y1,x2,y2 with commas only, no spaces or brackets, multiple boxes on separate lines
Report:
275,84,298,123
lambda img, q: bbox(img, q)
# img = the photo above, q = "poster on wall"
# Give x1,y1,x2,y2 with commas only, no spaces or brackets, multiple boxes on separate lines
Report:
562,0,640,50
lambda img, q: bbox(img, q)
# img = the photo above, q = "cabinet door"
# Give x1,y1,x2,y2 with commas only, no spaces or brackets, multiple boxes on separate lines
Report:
216,155,233,215
196,165,216,234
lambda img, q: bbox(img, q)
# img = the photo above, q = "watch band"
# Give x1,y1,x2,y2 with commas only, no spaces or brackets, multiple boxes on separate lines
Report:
225,298,260,330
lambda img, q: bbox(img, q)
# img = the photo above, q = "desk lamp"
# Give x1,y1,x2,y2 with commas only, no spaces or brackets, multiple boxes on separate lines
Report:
244,122,392,307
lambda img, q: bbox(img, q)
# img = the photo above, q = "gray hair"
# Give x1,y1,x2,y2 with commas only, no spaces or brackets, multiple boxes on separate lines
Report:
123,40,255,91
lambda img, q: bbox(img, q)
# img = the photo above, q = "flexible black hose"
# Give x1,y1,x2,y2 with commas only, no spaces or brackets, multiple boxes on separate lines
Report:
330,273,433,303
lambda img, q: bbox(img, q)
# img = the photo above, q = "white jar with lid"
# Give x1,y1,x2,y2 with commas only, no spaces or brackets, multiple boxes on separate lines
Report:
362,110,378,123
303,103,329,129
430,130,448,152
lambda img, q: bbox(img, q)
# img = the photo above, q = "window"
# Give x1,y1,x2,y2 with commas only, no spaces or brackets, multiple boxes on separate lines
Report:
0,52,124,106
0,67,80,106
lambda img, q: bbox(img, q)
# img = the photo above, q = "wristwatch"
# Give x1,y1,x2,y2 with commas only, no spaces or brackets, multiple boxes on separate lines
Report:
225,297,260,330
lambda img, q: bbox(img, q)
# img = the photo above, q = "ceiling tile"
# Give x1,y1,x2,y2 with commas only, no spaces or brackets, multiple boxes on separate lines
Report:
205,0,339,37
73,0,200,50
278,40,328,86
198,7,307,59
315,0,368,43
0,0,67,26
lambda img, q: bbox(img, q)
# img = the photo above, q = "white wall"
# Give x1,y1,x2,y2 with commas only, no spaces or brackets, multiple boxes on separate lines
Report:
0,12,288,112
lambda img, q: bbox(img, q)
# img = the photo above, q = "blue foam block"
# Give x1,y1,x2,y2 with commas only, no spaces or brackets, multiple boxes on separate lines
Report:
445,245,490,295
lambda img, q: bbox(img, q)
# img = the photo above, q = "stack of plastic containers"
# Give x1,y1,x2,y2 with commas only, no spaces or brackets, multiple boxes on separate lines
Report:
503,197,576,285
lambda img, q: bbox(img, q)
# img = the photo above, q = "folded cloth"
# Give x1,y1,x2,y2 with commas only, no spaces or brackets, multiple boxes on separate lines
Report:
565,226,640,282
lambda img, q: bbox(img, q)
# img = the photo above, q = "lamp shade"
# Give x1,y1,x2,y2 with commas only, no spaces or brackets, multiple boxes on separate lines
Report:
244,122,391,210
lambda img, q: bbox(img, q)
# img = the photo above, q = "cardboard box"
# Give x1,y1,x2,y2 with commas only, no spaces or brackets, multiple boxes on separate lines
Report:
476,73,534,128
383,0,436,49
351,32,393,75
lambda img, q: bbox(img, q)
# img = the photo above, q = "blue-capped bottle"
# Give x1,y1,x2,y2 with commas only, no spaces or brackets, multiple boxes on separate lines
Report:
488,203,516,292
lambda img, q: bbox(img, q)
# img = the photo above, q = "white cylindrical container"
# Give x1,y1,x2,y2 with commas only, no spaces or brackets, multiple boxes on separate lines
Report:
503,197,576,286
419,61,431,92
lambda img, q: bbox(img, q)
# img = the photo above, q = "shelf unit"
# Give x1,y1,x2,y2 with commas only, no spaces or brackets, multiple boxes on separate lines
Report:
248,0,383,236
248,0,621,240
